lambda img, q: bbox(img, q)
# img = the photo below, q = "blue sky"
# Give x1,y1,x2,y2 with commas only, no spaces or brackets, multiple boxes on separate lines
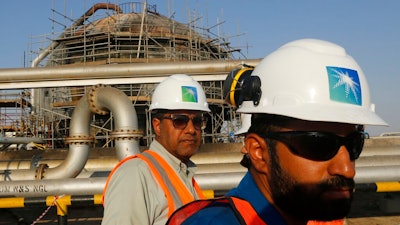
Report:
1,0,399,136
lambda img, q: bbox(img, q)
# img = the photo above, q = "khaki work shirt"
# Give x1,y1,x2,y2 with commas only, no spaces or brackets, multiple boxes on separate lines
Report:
101,140,200,225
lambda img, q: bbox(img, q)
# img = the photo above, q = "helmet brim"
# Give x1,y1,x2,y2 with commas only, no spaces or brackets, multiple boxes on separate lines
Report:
237,101,388,126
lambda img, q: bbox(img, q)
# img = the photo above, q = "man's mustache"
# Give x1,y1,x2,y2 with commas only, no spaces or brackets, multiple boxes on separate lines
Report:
322,177,355,190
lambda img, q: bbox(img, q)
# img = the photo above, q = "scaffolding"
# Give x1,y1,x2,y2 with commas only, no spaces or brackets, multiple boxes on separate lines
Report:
0,90,31,135
32,2,239,67
3,2,244,149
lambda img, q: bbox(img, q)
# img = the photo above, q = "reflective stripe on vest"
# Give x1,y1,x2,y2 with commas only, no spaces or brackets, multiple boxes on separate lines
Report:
103,150,204,217
229,197,267,225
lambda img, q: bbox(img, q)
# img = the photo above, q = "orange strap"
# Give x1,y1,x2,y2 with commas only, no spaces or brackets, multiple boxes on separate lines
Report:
145,150,204,202
103,150,204,217
229,197,267,225
192,179,205,199
136,153,176,216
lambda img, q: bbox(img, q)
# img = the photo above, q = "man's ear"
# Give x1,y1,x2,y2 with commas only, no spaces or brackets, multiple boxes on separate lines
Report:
152,118,161,137
245,133,269,173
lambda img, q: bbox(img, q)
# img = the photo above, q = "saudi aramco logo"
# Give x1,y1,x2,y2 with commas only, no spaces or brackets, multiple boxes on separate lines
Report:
327,66,362,106
181,86,198,103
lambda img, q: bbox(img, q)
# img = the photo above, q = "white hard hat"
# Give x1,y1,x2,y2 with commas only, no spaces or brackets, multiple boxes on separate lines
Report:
149,74,210,112
235,114,251,136
236,38,387,126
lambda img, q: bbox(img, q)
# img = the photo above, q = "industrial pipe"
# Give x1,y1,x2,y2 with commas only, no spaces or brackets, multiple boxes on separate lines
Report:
86,84,141,159
1,138,399,194
355,155,400,167
5,154,400,173
0,95,94,181
47,94,93,179
1,141,400,175
0,60,261,88
0,177,106,198
354,166,400,183
5,156,400,178
0,85,140,181
0,137,44,144
3,166,400,198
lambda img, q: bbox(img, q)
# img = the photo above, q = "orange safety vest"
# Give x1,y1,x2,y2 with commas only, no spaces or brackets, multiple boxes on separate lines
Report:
103,150,205,217
167,196,344,225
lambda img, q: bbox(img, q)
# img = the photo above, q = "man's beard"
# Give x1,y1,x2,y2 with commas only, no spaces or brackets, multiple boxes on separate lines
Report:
268,152,355,221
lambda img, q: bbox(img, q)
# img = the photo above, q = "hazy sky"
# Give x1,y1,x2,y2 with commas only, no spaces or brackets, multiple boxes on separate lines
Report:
1,0,399,136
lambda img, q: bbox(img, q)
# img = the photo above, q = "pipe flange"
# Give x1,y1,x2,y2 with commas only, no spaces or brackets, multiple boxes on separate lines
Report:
88,84,110,115
64,135,94,145
111,129,143,140
35,163,49,180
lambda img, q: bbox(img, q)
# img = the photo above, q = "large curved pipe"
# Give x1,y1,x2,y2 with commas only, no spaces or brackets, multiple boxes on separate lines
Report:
0,85,140,181
87,84,141,159
0,96,93,181
48,84,140,178
45,95,93,179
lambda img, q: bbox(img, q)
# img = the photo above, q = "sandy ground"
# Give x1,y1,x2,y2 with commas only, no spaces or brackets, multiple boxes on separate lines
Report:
346,216,400,225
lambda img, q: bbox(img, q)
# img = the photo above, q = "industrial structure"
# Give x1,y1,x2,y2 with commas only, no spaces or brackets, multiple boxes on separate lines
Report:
0,2,248,150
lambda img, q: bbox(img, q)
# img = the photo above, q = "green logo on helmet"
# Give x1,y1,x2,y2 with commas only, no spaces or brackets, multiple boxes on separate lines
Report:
181,86,198,103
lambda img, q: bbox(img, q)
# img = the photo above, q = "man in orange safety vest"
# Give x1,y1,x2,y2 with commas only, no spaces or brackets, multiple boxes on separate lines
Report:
102,74,211,225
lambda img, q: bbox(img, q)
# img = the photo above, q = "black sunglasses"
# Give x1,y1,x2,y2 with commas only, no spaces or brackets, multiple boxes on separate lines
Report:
163,114,207,130
261,131,365,161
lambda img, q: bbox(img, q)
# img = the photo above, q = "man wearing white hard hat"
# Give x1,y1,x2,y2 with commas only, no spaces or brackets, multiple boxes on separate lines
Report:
167,39,387,225
102,74,210,225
